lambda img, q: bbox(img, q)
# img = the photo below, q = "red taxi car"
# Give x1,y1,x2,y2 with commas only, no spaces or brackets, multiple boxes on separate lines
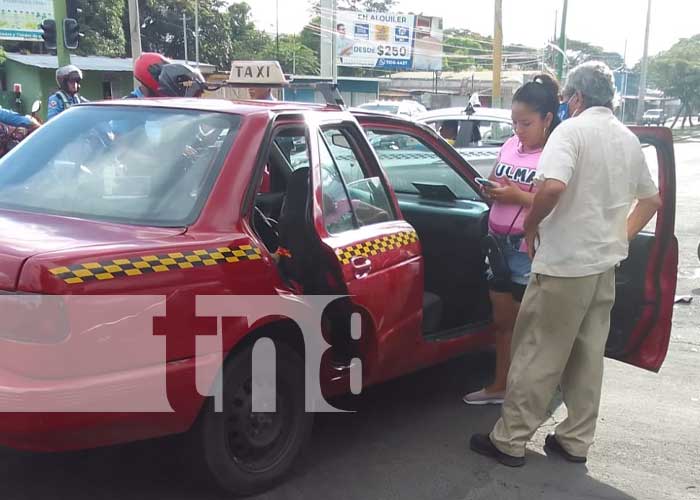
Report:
0,73,678,495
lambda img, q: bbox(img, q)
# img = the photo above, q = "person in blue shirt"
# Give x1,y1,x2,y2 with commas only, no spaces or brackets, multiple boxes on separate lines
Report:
47,65,88,120
0,106,40,129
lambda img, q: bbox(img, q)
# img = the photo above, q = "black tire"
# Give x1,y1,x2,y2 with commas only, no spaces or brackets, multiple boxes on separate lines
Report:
191,342,313,497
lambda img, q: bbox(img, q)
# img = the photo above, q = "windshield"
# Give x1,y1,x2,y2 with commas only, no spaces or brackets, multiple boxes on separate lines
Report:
0,106,240,227
359,104,400,114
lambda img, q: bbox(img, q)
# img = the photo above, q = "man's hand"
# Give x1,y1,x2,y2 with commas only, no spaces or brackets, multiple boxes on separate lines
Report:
521,178,567,260
627,193,662,241
524,220,539,260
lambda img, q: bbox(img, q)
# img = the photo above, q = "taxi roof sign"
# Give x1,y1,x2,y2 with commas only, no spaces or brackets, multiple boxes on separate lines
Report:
228,61,288,87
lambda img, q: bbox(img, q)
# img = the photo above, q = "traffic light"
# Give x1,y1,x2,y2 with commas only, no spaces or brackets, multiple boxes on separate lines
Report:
67,0,81,19
63,18,81,50
39,19,57,50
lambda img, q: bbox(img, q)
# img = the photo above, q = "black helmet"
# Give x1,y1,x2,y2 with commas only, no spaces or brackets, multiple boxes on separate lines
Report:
157,63,207,97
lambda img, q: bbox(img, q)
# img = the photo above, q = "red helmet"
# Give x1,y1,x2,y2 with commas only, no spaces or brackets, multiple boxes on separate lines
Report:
134,53,172,95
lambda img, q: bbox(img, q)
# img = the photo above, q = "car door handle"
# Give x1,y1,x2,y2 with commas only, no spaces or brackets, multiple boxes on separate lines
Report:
350,256,372,279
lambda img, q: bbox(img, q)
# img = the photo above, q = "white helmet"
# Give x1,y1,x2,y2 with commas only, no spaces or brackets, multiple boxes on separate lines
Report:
56,64,83,89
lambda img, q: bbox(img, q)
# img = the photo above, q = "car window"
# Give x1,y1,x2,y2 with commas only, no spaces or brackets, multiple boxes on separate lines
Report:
365,129,480,200
429,119,513,148
0,106,240,227
319,134,356,234
286,134,311,170
320,128,394,231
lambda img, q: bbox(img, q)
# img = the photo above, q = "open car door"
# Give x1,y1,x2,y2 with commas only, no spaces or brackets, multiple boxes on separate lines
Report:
306,118,426,384
606,127,678,372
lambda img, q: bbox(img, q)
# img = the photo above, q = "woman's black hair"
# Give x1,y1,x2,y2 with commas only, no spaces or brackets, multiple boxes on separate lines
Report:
512,73,561,135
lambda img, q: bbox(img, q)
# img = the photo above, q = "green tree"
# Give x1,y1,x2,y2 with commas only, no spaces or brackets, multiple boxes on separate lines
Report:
565,39,624,70
648,34,700,128
76,0,127,57
442,33,482,72
125,1,275,69
227,2,272,61
300,16,321,55
263,35,319,75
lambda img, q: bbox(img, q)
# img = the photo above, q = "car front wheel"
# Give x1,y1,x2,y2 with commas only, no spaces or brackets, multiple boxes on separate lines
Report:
191,342,313,497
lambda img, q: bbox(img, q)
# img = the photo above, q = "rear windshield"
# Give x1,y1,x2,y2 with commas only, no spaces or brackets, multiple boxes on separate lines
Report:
0,106,240,227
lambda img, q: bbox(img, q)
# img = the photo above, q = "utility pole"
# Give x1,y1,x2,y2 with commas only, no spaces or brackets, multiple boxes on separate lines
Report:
635,0,652,124
194,0,200,67
621,39,628,122
127,0,142,88
492,0,503,108
320,0,334,79
183,14,188,64
276,0,280,60
553,9,558,68
557,0,568,81
53,0,70,66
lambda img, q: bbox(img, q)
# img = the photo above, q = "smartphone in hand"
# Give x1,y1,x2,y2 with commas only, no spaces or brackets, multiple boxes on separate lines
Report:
475,177,500,189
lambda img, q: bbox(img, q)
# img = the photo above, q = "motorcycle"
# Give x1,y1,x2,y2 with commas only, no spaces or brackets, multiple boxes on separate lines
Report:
0,100,42,158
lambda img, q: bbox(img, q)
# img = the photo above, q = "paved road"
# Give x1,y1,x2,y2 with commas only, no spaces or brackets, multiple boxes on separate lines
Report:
1,141,699,500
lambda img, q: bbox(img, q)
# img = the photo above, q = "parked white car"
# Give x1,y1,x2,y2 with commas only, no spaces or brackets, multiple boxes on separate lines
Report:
416,106,514,176
358,100,427,119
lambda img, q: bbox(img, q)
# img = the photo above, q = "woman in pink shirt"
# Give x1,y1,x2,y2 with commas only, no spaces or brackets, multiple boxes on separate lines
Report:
464,74,561,405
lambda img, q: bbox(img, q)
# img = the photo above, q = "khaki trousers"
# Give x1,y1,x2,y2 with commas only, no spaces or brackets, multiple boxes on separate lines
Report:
490,268,616,458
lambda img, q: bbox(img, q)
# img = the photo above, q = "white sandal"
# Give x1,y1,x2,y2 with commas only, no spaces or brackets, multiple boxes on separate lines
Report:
462,388,505,405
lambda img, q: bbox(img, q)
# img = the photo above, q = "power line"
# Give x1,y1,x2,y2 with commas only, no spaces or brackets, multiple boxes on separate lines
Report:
302,22,542,60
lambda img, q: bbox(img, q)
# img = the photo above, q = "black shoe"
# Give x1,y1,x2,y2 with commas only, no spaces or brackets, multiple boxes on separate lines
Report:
469,433,525,467
544,434,587,463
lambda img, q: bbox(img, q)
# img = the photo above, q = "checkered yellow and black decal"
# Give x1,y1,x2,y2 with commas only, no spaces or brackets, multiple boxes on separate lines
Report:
49,245,262,285
335,230,418,265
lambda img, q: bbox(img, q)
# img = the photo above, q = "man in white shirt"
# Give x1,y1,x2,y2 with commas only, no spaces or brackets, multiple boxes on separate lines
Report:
470,61,662,467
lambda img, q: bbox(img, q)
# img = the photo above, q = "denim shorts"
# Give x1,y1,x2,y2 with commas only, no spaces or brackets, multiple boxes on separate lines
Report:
485,233,533,300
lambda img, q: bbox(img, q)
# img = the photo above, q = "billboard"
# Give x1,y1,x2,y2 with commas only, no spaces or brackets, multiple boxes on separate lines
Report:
412,14,443,71
336,11,443,71
0,0,54,42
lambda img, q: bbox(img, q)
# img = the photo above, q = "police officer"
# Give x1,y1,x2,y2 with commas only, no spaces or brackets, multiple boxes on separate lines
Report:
47,65,88,120
126,52,172,98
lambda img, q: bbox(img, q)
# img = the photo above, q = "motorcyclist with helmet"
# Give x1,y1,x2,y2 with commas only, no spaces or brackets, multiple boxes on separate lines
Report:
47,65,88,120
126,53,172,99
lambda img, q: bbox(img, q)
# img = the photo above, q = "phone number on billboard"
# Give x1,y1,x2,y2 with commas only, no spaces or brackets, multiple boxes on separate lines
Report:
376,45,409,58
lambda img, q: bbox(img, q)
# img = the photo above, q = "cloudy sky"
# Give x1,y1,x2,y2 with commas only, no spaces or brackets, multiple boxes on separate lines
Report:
237,0,698,64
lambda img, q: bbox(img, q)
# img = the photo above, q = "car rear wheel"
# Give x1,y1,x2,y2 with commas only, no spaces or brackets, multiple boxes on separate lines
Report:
191,342,313,496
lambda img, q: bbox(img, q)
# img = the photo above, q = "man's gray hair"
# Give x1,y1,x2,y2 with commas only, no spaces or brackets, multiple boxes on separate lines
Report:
563,61,616,107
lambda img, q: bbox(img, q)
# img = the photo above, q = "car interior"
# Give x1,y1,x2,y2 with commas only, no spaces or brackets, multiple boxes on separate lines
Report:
251,125,493,344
